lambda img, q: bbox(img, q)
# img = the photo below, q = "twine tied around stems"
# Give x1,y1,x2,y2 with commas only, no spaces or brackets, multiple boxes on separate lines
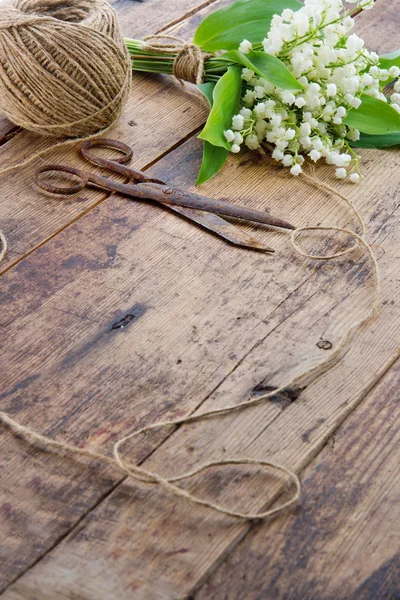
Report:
143,35,214,84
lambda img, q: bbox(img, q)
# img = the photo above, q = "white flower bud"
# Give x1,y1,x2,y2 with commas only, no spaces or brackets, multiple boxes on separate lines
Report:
335,168,347,179
244,134,260,150
232,114,245,130
231,144,241,153
309,149,321,162
349,173,360,183
282,154,293,167
224,129,235,142
290,164,302,176
281,90,296,105
239,39,253,54
241,68,255,82
233,132,243,145
327,83,337,96
295,96,306,108
272,148,284,161
389,66,400,78
239,107,252,119
282,8,294,21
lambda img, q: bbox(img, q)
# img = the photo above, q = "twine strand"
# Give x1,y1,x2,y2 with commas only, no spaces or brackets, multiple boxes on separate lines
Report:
0,173,380,520
0,0,131,137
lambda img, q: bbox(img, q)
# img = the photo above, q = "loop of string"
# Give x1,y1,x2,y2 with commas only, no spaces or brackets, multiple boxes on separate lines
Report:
0,172,381,520
143,35,213,85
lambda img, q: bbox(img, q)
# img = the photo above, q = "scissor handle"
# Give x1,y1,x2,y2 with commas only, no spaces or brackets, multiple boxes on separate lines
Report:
81,138,133,167
80,138,165,185
35,164,88,195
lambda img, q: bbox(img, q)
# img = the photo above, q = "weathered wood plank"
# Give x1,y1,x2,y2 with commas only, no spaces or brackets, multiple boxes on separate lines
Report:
194,358,400,600
0,0,230,269
3,129,398,599
1,0,399,596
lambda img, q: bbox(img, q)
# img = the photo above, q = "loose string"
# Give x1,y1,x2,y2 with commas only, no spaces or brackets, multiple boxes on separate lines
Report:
0,174,381,520
0,119,117,180
143,34,213,85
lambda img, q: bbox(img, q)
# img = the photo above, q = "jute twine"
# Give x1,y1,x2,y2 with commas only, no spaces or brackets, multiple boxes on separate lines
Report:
0,0,131,137
143,35,213,85
0,0,131,178
0,173,380,520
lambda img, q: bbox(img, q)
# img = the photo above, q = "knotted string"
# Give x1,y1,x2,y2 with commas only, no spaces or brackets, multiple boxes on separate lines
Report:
143,34,213,84
0,172,380,520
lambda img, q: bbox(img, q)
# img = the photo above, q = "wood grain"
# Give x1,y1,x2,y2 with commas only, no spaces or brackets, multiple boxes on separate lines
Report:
194,358,400,600
0,0,226,269
3,129,398,598
1,0,400,597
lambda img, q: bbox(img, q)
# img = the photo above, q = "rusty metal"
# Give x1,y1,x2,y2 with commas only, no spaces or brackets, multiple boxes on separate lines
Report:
35,138,296,251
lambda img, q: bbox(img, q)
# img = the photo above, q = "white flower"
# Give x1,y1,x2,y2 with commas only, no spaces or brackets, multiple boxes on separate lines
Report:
241,68,255,82
361,73,373,86
309,149,321,161
290,164,302,176
254,102,266,117
224,129,235,142
389,66,400,78
243,90,257,105
327,83,337,96
347,128,360,141
282,8,294,21
244,134,260,150
281,90,296,105
295,96,306,108
272,148,284,161
232,114,245,130
311,137,323,151
231,144,241,153
349,173,361,183
239,107,252,119
233,0,381,180
391,93,400,106
300,122,311,137
335,168,347,179
239,39,253,54
282,154,294,166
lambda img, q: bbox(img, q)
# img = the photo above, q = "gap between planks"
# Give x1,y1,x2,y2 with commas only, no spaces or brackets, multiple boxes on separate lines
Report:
1,0,398,595
0,124,203,277
2,197,398,596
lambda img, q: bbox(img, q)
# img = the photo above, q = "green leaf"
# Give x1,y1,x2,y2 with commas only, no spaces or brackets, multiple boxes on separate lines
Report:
344,94,400,135
221,50,303,90
196,143,229,185
350,132,400,149
377,49,400,88
196,82,215,107
193,0,302,52
198,66,242,149
378,49,400,71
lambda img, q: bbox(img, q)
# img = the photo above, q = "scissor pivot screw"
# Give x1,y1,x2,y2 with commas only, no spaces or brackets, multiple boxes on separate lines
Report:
163,187,173,194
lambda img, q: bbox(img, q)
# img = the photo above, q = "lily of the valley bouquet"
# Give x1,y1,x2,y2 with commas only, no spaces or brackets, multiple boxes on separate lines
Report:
126,0,400,184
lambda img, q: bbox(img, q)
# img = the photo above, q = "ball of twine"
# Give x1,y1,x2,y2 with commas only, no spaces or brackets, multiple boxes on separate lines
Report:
0,0,132,138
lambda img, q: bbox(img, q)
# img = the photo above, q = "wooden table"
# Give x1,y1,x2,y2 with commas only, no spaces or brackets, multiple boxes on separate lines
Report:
1,0,399,598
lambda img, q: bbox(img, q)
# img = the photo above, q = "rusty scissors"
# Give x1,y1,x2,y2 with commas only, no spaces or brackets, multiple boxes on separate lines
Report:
35,139,295,252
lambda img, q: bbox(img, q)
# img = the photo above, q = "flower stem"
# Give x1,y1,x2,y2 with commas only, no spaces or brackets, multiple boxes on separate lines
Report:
125,38,229,83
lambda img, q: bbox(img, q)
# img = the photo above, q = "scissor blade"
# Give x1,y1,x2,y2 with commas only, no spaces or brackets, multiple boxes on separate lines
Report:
167,206,274,252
